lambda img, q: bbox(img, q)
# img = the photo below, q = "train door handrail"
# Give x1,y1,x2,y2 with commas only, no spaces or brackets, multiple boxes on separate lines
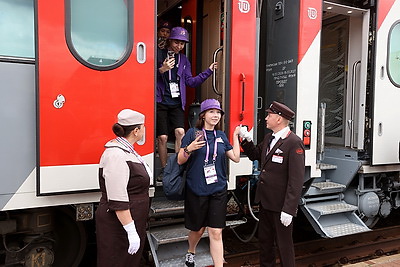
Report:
212,47,223,96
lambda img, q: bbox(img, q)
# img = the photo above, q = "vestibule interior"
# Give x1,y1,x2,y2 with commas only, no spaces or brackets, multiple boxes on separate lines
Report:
157,0,226,116
319,2,368,150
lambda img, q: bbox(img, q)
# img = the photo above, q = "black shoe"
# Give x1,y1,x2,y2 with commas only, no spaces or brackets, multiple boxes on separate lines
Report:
185,252,195,267
156,168,164,182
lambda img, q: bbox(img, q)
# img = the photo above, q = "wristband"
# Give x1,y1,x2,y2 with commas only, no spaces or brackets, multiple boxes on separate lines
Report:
184,146,192,155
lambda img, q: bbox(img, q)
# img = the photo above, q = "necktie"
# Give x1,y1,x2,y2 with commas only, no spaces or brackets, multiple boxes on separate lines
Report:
267,135,275,154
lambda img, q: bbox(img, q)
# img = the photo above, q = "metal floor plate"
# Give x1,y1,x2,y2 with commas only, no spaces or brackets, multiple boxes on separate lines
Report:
308,201,357,215
155,238,213,267
151,199,184,214
150,224,208,246
325,222,370,237
312,181,346,190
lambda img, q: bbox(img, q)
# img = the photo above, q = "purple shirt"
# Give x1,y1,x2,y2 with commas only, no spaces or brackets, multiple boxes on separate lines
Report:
157,49,213,110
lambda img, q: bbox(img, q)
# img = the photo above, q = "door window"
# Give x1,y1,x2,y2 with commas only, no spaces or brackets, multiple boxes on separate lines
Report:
388,22,400,87
0,0,34,58
66,0,132,70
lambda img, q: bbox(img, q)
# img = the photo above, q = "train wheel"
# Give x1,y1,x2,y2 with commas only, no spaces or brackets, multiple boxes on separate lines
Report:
52,207,87,267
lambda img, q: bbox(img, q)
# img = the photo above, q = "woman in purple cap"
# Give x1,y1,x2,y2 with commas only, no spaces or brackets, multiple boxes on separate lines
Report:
156,27,217,181
177,99,241,267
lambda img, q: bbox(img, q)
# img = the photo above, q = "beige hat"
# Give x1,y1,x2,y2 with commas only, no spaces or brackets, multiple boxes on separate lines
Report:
117,109,145,126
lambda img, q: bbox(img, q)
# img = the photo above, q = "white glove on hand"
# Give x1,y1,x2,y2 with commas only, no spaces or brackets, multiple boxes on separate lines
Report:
280,211,293,227
239,126,253,142
123,221,141,254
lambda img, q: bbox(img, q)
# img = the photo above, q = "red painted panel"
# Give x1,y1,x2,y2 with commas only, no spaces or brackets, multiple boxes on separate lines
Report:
229,0,256,140
298,0,322,64
38,0,154,167
377,0,396,30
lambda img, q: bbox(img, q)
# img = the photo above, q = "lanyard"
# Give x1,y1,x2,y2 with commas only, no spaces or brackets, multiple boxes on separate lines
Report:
168,53,180,81
203,129,218,164
116,137,144,165
116,137,153,179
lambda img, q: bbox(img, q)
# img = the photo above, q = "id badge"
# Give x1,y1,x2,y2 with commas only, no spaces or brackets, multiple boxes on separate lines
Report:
169,82,180,98
204,164,218,184
272,155,283,164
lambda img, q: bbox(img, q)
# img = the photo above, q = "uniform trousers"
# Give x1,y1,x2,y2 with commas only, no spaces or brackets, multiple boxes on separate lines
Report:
258,206,295,267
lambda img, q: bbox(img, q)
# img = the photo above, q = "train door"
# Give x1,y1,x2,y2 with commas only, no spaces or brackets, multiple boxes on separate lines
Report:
37,0,155,194
182,0,256,186
318,2,369,150
0,0,36,210
371,0,400,165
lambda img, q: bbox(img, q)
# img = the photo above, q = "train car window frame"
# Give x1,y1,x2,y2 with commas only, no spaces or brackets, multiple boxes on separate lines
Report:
0,0,35,60
65,0,133,71
388,21,400,88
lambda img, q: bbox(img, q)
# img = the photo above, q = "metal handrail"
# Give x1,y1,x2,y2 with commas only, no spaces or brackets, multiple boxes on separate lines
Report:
212,47,223,96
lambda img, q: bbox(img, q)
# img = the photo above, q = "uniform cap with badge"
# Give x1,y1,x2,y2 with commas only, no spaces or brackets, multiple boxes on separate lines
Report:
266,101,295,120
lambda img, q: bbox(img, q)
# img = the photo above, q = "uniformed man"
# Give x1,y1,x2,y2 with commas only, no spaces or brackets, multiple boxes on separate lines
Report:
239,101,305,267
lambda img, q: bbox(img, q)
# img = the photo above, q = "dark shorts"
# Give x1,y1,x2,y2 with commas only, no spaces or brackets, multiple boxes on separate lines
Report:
156,103,184,136
184,187,228,231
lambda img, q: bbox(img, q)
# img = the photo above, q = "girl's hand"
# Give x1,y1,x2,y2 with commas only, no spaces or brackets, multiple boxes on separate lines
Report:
187,136,206,152
209,62,217,71
160,57,175,73
163,57,175,70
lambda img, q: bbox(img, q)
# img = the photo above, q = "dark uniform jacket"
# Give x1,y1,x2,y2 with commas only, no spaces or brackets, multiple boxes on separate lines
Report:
241,131,305,216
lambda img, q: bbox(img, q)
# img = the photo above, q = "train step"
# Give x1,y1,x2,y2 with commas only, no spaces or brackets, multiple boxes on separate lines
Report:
317,162,338,170
301,200,370,238
307,200,357,218
147,235,214,267
311,181,346,191
148,219,247,249
323,221,369,238
149,224,205,249
150,199,184,216
147,218,247,266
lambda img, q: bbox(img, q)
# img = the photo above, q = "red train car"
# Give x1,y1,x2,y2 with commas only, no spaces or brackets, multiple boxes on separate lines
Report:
1,0,400,265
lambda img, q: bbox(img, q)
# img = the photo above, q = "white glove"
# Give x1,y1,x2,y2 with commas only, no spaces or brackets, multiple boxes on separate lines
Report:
239,126,253,142
280,211,293,227
123,221,141,254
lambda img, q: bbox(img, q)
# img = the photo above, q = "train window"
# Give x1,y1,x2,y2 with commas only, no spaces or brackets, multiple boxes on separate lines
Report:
66,0,132,70
388,22,400,87
0,0,34,59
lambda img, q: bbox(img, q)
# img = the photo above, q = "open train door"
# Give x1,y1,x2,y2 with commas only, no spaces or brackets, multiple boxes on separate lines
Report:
180,0,256,188
224,0,257,187
37,0,155,195
371,0,400,165
225,0,257,134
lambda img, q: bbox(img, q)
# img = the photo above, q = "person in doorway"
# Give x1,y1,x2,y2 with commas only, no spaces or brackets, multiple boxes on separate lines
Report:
157,19,172,49
239,101,305,267
95,109,152,267
177,99,241,267
156,26,217,181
